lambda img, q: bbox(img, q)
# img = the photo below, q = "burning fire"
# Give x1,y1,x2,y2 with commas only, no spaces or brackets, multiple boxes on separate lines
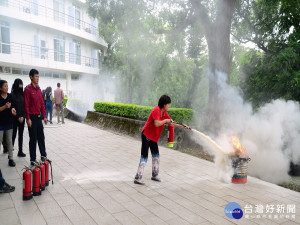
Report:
230,136,246,157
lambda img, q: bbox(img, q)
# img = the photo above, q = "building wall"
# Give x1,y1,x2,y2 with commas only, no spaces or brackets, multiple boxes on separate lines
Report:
0,0,107,96
0,73,67,93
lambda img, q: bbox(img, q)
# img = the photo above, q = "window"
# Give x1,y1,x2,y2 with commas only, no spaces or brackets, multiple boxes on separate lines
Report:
68,4,80,29
54,35,65,62
39,71,45,77
69,40,81,65
90,17,98,36
0,66,10,73
22,70,29,76
0,21,10,54
0,0,8,7
23,0,39,15
53,0,65,23
74,5,81,29
45,72,52,78
91,49,99,68
40,40,48,59
12,68,22,74
75,41,81,65
71,74,80,80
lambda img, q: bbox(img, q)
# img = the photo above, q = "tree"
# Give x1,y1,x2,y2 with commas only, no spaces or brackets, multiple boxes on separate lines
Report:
155,0,237,133
87,0,206,108
232,0,300,107
88,0,300,134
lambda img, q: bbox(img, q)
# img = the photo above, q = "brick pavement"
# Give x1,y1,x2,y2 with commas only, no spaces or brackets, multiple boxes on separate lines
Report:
0,119,299,225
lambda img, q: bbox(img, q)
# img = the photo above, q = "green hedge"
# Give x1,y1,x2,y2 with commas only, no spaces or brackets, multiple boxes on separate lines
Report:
52,97,68,106
94,102,194,124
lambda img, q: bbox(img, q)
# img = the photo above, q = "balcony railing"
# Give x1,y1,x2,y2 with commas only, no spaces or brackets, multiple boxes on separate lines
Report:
0,41,101,69
0,0,98,36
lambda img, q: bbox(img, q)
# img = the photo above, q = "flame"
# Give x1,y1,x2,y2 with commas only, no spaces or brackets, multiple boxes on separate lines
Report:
230,136,246,157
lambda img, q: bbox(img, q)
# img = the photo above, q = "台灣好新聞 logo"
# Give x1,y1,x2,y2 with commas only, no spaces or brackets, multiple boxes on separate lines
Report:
225,202,243,219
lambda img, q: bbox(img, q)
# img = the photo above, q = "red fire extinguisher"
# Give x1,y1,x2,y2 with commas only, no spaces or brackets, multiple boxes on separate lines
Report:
167,124,174,148
23,166,32,201
32,163,41,196
41,156,53,186
39,162,46,191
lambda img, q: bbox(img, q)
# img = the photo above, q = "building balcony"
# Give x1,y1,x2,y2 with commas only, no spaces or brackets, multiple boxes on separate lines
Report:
0,41,102,75
0,0,107,49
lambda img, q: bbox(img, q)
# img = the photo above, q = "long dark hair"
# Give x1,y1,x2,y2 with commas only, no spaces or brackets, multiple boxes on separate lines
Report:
11,78,23,95
46,86,52,96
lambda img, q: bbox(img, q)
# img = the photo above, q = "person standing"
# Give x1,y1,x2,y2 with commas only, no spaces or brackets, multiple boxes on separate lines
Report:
44,86,53,124
24,69,47,164
54,83,64,124
0,77,8,154
0,80,17,167
134,95,189,185
11,78,26,157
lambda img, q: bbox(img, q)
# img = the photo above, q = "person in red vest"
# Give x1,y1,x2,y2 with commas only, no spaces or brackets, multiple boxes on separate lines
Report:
24,69,47,165
134,95,189,185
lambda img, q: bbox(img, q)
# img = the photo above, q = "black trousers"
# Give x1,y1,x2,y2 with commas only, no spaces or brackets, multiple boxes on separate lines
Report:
28,115,47,161
12,118,25,152
0,169,5,189
140,132,159,161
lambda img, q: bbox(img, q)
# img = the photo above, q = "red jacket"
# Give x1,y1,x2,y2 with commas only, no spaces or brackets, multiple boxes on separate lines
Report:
24,83,46,120
142,106,171,142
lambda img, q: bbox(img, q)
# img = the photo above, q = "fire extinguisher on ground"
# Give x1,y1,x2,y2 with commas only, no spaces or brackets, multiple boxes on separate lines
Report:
32,162,42,196
22,165,33,201
41,156,53,186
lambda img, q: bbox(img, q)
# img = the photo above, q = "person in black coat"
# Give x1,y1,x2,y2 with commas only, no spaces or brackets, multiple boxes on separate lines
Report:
11,79,26,157
0,77,8,154
0,80,17,167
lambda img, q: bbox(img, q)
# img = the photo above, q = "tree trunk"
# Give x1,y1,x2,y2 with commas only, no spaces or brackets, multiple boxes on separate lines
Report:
201,0,236,134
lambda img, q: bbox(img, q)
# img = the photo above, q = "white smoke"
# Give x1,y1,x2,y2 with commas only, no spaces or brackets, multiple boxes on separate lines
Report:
66,74,116,117
198,70,300,184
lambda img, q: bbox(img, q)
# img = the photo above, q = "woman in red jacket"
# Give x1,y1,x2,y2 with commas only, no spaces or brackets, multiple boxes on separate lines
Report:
134,95,189,185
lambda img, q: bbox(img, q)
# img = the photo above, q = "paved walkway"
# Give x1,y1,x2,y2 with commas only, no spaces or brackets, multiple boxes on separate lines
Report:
0,119,300,225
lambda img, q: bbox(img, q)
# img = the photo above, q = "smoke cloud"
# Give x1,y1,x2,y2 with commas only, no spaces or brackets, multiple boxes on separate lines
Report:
195,70,300,184
67,74,116,117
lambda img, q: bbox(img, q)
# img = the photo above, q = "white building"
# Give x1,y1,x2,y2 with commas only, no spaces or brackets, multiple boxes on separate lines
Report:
0,0,107,95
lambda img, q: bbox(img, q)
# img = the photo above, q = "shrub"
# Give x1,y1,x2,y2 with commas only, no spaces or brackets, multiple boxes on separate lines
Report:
94,102,194,124
52,97,68,106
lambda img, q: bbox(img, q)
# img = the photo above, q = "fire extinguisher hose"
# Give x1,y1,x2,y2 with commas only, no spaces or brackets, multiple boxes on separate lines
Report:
48,159,54,185
171,121,191,130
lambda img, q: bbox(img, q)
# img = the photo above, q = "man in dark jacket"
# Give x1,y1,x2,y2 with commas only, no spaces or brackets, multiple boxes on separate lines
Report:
24,69,47,164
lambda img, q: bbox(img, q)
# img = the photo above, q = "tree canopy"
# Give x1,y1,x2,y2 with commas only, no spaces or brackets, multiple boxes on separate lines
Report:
87,0,300,118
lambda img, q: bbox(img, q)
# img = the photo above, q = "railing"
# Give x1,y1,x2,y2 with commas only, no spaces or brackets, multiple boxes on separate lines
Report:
0,41,101,69
0,0,98,36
